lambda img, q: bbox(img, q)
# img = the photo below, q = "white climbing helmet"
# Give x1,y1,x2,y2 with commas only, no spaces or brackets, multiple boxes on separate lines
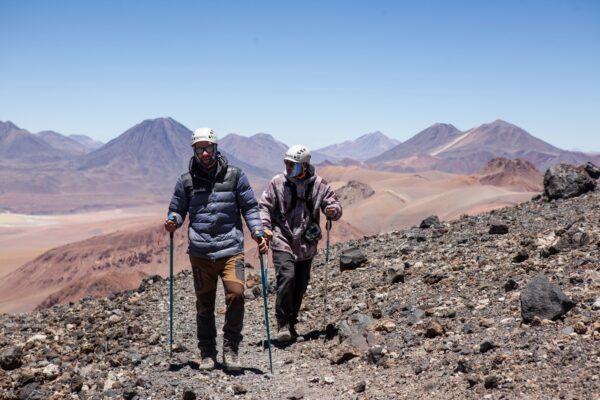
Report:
191,127,218,146
284,144,311,164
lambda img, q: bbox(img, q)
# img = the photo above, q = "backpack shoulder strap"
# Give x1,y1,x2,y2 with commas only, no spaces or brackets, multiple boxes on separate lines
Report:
181,172,194,200
304,180,318,222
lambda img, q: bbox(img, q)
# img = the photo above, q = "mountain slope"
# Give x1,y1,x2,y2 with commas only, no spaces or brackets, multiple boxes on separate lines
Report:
1,185,598,398
369,123,461,162
0,121,68,163
69,134,104,151
475,157,543,191
219,132,288,174
316,131,400,161
37,130,88,156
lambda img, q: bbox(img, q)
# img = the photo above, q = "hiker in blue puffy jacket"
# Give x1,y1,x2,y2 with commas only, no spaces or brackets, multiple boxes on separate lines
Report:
164,127,267,371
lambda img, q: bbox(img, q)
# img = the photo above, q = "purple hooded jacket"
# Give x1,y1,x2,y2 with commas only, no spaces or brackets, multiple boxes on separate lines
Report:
259,165,342,261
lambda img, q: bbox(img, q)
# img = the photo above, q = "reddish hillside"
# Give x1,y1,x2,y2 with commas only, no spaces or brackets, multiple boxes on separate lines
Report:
476,157,543,192
0,217,365,312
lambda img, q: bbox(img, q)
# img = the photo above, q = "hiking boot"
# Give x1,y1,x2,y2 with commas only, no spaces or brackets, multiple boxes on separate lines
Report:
198,355,216,371
276,325,292,342
289,324,299,339
222,346,241,371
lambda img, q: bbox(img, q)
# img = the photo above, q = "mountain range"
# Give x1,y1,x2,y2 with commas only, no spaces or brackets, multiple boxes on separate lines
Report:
369,119,600,174
1,117,599,214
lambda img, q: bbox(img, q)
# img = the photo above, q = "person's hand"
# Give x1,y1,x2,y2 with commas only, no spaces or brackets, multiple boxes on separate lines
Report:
324,205,337,218
164,218,177,233
253,231,269,254
263,227,273,243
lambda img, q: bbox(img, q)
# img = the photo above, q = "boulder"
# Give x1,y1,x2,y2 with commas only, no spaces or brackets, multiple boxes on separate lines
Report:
419,215,441,229
0,346,22,371
543,163,597,200
340,246,367,271
520,274,576,323
489,220,509,235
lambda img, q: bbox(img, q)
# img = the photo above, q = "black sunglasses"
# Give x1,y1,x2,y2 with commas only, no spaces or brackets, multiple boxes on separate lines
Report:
194,144,215,154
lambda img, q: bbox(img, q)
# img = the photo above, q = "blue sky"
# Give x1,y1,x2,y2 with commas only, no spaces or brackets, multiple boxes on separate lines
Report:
1,0,599,151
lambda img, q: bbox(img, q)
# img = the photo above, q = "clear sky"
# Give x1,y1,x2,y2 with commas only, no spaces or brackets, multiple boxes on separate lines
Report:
1,0,599,151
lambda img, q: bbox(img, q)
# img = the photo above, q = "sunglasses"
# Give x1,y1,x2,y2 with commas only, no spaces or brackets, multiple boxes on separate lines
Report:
284,160,298,167
194,144,215,154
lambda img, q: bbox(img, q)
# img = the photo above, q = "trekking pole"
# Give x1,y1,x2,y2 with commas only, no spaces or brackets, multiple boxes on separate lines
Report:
258,240,274,373
323,218,332,330
168,216,175,358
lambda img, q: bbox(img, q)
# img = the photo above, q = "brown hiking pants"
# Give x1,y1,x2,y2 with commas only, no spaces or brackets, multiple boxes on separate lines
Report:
190,254,245,357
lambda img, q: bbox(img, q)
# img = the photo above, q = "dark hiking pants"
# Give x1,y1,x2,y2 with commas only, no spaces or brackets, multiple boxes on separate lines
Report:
272,250,313,329
190,254,245,357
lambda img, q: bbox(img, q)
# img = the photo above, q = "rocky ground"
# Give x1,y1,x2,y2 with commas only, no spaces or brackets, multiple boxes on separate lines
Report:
1,177,600,399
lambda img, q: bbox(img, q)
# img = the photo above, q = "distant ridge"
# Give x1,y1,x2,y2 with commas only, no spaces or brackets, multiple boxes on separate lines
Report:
220,132,288,174
37,130,88,156
370,120,600,174
316,131,400,161
0,121,69,163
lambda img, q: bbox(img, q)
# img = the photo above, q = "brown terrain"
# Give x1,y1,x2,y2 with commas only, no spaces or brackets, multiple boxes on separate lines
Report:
319,165,538,235
1,160,539,313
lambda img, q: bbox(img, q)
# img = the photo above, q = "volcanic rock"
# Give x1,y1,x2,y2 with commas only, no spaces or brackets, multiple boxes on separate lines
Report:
489,219,509,234
543,163,597,200
339,246,367,271
0,346,22,371
520,274,576,322
419,215,441,229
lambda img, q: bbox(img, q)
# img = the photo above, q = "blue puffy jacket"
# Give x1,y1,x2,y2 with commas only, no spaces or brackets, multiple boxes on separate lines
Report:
168,154,264,260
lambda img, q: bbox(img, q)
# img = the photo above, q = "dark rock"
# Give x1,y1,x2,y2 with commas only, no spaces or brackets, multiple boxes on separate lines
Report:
354,380,367,393
386,266,405,284
70,375,83,393
182,389,197,400
555,229,590,251
339,247,367,271
462,324,478,334
137,275,163,292
0,346,22,371
414,360,429,375
232,384,247,395
367,345,385,364
489,220,509,235
512,250,529,263
544,163,597,200
329,347,361,365
18,382,46,400
504,278,519,292
484,375,499,389
424,320,444,338
423,272,447,285
520,274,576,323
466,375,479,388
454,359,472,373
420,215,441,229
584,162,600,179
123,388,138,400
479,337,495,353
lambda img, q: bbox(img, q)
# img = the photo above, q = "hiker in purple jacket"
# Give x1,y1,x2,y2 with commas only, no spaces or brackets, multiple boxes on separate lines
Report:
259,145,342,341
165,127,267,371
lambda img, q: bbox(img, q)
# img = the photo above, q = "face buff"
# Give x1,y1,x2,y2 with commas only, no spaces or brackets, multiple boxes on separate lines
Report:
288,162,303,178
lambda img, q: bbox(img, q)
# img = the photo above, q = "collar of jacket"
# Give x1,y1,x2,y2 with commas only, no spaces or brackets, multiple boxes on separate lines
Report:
188,153,229,181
